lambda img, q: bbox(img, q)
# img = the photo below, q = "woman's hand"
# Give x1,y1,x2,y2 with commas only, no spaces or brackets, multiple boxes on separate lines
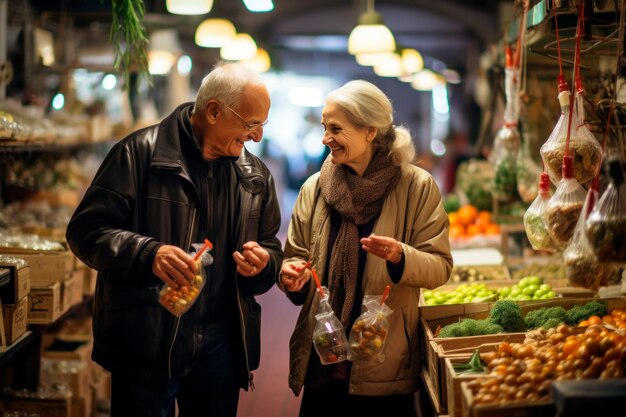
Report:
360,234,403,263
280,260,311,292
233,241,270,277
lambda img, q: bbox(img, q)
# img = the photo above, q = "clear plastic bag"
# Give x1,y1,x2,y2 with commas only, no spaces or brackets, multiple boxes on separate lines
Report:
490,125,520,201
516,137,542,204
540,86,602,185
348,286,393,362
490,53,521,202
585,158,626,263
543,158,587,250
523,172,556,251
564,189,620,290
159,240,213,317
312,285,349,365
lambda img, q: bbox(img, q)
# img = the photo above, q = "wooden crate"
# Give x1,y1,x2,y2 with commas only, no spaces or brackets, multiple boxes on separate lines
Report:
460,380,555,417
419,297,626,395
445,357,491,417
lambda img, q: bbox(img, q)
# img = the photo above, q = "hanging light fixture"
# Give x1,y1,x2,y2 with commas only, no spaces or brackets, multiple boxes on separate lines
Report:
401,48,424,74
166,0,213,15
242,0,274,12
148,30,180,75
241,47,271,72
195,18,237,47
373,53,402,77
348,0,395,55
355,50,396,66
220,33,258,61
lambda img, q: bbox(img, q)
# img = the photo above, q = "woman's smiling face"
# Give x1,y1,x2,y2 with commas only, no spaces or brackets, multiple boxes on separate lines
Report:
321,102,374,176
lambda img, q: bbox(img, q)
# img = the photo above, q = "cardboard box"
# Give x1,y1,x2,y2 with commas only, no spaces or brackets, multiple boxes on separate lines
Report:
0,258,31,304
27,282,61,324
0,247,73,286
1,394,72,417
61,274,76,313
41,356,92,400
2,296,28,344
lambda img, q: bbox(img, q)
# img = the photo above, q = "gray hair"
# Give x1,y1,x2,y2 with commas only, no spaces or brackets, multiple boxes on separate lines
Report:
325,80,416,167
193,61,265,115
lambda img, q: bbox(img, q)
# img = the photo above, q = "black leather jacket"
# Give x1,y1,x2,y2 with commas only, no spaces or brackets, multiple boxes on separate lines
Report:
65,104,283,388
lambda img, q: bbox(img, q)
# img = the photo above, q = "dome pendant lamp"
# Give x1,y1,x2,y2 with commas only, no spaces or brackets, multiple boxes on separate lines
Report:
195,18,237,47
348,0,395,55
166,0,213,15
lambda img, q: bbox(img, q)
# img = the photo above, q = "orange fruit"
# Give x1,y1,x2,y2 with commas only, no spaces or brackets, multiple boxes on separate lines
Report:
466,224,482,237
449,224,465,239
484,224,501,235
457,204,478,226
475,210,492,227
448,212,461,226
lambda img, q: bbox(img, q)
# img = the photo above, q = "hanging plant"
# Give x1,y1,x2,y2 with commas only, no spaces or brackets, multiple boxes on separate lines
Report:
110,0,151,89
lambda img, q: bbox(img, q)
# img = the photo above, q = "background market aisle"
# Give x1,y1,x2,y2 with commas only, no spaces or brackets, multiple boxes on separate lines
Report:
237,285,302,417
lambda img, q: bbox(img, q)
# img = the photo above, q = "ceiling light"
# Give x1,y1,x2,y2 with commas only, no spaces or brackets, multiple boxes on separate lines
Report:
195,18,237,47
166,0,213,15
411,70,437,91
148,30,180,75
401,48,424,74
241,48,271,73
348,0,395,55
443,68,462,84
220,33,258,61
355,51,396,67
373,53,402,77
242,0,274,12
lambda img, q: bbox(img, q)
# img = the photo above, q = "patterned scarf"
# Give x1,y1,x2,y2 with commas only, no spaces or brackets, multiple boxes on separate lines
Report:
319,150,401,327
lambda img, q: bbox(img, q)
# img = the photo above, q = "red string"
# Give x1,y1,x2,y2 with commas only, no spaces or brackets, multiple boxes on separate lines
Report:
553,0,563,77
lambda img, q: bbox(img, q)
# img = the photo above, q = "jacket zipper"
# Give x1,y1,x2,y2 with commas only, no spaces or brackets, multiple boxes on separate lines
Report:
236,185,253,389
167,207,197,379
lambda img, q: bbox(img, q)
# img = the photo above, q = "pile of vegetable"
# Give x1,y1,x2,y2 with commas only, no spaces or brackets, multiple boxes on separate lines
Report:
436,300,609,338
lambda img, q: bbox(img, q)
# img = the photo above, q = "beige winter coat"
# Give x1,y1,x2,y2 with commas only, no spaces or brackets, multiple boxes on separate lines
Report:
281,163,453,396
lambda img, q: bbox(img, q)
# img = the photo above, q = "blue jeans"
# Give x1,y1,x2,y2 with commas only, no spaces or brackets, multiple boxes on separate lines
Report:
111,322,240,417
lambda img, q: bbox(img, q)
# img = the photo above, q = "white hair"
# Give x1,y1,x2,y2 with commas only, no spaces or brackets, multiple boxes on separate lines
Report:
193,61,265,115
325,80,416,167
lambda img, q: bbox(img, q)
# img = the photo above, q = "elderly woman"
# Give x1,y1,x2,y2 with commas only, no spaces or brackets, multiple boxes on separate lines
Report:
279,79,453,417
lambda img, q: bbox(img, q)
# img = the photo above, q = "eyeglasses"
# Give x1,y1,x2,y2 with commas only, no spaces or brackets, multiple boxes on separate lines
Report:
223,103,269,131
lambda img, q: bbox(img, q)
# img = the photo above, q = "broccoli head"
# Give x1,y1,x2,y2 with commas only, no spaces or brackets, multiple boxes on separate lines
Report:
488,300,527,332
565,301,608,325
437,318,503,338
524,306,567,329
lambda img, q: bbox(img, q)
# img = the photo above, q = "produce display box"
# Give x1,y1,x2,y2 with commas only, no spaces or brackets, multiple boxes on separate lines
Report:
444,356,492,417
419,297,626,396
0,247,73,286
27,282,62,324
2,296,29,345
0,258,31,304
447,265,511,284
460,380,555,417
428,335,526,413
421,366,444,415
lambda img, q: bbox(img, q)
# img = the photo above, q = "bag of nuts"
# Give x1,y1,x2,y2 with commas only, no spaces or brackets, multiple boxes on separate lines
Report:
348,285,392,362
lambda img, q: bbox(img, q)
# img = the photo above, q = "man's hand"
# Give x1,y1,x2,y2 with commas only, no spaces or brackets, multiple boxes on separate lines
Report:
153,245,198,289
233,241,270,277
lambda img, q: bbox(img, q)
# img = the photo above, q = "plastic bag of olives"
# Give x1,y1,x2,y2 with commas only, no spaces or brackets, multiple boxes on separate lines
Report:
158,241,213,317
585,158,626,263
348,288,393,362
312,286,349,365
523,172,556,251
543,157,586,250
563,189,620,290
540,88,602,185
